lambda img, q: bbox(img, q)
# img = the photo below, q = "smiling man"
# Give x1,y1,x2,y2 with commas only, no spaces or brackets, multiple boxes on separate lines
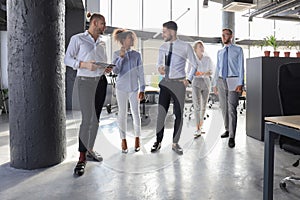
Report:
150,21,197,155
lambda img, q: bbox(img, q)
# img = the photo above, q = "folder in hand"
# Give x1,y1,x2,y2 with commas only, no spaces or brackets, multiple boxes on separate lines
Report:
226,77,239,91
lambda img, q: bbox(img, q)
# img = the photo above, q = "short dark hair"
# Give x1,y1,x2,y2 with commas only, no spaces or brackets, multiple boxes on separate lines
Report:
222,28,233,35
163,21,178,31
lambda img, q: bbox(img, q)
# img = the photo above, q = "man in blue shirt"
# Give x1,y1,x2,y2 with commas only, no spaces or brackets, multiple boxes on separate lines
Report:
212,28,244,148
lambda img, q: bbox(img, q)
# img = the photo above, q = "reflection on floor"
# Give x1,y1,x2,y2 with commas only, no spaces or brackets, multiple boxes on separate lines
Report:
0,103,300,200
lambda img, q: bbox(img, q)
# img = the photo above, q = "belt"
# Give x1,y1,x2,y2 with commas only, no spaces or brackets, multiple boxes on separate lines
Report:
219,76,238,79
164,77,185,82
78,76,100,81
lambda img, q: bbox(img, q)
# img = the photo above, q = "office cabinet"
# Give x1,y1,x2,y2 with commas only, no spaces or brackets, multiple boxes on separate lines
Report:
246,57,300,141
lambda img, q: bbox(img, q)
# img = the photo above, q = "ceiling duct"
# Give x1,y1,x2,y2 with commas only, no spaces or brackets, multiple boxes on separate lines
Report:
248,0,300,21
223,0,256,12
263,0,300,19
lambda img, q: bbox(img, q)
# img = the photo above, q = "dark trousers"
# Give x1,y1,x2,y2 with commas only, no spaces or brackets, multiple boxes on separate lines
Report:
156,79,186,144
79,75,107,152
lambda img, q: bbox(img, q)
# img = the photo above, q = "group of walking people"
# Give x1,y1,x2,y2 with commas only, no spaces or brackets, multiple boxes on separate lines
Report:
64,13,244,176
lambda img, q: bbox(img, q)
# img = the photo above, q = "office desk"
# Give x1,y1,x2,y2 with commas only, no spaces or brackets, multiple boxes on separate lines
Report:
263,115,300,200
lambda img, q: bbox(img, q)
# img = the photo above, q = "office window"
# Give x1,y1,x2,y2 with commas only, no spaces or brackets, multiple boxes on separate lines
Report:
171,0,197,36
198,2,222,37
235,11,250,40
143,0,170,32
111,0,141,29
275,20,300,40
249,18,274,40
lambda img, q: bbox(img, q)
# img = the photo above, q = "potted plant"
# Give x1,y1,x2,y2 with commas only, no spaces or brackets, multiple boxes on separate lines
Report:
296,42,300,58
266,35,279,57
256,39,270,57
283,41,294,57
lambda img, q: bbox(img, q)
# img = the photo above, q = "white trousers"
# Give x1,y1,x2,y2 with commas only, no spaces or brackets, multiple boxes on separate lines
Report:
116,89,141,139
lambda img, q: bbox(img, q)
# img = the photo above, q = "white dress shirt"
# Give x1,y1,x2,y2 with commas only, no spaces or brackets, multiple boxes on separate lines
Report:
190,55,214,88
64,30,107,77
157,39,197,81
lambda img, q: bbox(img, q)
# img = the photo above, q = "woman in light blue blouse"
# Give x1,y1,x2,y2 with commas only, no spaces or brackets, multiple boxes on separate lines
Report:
190,41,214,138
112,29,145,153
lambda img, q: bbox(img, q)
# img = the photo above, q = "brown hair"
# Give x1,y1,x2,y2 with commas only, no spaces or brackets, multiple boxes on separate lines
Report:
112,28,137,46
222,28,233,35
87,12,105,23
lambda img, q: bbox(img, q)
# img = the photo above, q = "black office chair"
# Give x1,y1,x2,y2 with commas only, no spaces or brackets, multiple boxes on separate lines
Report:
277,62,300,190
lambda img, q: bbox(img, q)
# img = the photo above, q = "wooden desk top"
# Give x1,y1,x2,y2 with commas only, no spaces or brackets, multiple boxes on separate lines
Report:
265,115,300,129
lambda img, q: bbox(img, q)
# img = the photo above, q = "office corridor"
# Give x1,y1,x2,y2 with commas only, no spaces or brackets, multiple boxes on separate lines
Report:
0,103,300,200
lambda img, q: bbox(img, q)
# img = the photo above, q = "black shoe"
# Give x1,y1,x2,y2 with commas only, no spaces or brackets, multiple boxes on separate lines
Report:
151,142,161,153
221,131,229,138
74,161,86,176
228,138,235,148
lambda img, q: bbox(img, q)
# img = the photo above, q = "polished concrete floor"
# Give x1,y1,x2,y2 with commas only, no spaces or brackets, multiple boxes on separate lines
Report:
1,102,300,200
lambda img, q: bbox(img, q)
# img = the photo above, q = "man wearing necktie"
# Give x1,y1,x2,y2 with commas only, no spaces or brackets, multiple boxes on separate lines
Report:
212,28,244,148
150,21,197,155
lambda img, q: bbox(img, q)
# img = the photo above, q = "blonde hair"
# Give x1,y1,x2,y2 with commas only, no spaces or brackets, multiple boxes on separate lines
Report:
193,40,204,51
112,28,137,46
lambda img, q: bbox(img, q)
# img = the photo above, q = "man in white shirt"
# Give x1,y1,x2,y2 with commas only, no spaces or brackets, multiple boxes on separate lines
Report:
64,13,112,175
150,21,197,155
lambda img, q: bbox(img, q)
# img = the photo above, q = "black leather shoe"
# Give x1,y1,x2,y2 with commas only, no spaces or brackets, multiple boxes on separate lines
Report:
228,138,235,148
151,142,161,153
221,131,229,138
74,161,86,176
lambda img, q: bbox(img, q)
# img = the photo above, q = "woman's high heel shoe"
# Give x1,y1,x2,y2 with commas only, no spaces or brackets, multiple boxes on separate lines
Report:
121,139,128,153
135,137,140,152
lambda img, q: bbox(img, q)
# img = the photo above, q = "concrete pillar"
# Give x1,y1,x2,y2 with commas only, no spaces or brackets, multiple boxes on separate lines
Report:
7,0,66,169
222,8,235,42
65,3,85,110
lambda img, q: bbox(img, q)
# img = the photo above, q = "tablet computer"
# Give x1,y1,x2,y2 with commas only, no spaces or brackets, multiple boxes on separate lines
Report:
94,62,116,68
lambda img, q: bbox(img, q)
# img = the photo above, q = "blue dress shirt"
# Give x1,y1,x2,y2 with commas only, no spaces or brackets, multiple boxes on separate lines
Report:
212,44,244,87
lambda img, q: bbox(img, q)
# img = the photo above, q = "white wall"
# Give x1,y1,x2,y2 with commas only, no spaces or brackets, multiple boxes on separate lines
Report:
0,31,8,89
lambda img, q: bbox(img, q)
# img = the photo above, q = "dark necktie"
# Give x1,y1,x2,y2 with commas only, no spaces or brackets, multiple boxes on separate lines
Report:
222,46,228,79
165,43,173,79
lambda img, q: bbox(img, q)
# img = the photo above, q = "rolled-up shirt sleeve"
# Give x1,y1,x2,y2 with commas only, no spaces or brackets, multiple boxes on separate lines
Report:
112,51,125,74
64,36,80,70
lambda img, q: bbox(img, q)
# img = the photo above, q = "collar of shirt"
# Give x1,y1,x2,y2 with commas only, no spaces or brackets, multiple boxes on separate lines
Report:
84,30,102,44
223,43,233,50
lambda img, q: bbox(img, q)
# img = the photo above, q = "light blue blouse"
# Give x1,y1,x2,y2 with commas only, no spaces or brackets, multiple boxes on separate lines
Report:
113,49,145,92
